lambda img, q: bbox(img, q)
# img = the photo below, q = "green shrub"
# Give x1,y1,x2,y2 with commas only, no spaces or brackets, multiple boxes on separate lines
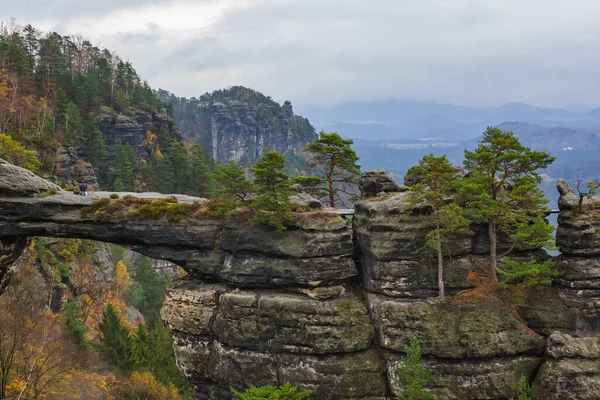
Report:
231,382,311,400
110,193,120,199
510,375,532,400
396,337,434,400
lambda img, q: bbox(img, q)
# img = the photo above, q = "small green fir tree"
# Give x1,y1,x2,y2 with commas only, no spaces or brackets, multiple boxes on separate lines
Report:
231,382,312,400
396,337,434,400
510,375,532,400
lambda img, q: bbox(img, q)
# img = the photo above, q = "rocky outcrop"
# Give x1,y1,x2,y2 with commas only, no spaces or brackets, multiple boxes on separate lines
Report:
3,166,600,399
532,332,600,399
0,158,61,196
0,236,30,294
359,169,407,197
54,147,98,187
81,109,180,166
549,180,600,336
209,99,316,165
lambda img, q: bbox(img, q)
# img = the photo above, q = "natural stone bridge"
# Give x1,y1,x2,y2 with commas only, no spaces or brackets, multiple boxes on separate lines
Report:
1,158,599,399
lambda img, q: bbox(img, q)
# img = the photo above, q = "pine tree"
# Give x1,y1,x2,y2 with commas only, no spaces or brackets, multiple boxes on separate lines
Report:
111,139,134,190
231,382,312,400
211,161,253,216
396,337,434,400
461,127,555,283
406,154,470,297
98,303,135,372
127,257,167,327
304,131,360,207
251,151,292,231
62,299,89,349
510,375,532,400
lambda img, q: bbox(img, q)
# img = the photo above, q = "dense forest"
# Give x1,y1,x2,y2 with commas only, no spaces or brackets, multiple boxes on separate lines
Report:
0,20,212,195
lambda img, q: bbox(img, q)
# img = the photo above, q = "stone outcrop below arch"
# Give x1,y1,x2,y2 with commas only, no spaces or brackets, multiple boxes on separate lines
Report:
1,159,599,399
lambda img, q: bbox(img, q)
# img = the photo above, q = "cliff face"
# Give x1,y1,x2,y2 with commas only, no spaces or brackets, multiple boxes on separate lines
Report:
1,160,600,399
78,110,180,172
158,87,317,166
209,100,316,165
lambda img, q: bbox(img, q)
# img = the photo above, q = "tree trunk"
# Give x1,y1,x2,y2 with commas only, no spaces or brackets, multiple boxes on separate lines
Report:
488,221,498,283
327,166,335,208
437,234,444,297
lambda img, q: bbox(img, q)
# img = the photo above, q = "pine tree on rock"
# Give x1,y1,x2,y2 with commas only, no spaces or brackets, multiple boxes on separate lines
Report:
251,151,292,231
461,127,555,283
406,154,470,297
304,131,360,207
396,337,434,400
211,161,253,216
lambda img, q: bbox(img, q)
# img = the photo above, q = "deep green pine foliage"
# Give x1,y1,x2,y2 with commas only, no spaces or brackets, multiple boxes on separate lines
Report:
251,151,292,231
406,154,470,297
461,127,556,283
211,161,253,216
127,257,168,327
510,375,532,400
62,299,89,349
132,322,155,371
498,258,562,287
111,139,134,190
396,337,434,400
231,382,312,400
98,303,135,372
304,131,360,207
148,323,191,393
188,144,213,197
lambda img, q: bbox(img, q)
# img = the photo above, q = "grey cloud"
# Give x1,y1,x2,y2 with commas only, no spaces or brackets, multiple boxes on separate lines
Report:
3,0,600,108
1,0,170,20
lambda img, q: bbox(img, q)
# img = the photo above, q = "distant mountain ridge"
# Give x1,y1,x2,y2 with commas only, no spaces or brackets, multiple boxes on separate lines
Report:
296,100,600,142
496,122,600,152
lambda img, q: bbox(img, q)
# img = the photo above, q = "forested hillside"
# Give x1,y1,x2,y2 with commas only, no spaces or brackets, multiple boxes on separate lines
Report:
0,21,211,195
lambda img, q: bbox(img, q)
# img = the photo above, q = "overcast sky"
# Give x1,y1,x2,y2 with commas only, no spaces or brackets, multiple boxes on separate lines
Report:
2,0,600,108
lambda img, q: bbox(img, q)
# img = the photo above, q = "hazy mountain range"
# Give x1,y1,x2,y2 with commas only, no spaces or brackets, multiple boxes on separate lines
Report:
296,100,600,142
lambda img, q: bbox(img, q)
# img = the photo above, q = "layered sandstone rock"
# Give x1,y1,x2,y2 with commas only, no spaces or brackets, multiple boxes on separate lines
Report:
4,165,600,399
532,332,600,399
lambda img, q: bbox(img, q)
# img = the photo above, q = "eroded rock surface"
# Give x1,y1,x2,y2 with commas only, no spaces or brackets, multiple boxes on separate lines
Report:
533,332,600,400
3,166,600,399
0,158,61,196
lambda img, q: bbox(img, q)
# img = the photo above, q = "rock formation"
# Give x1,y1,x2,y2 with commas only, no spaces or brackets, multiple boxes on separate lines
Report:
1,163,599,399
209,100,316,165
158,87,317,166
80,109,180,167
54,147,98,188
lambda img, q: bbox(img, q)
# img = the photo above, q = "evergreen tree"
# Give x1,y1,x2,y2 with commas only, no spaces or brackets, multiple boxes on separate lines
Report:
127,257,167,327
62,299,89,349
98,303,135,372
111,139,134,190
461,127,555,283
85,122,108,179
187,144,212,197
132,322,155,371
231,382,312,400
406,154,470,297
396,337,434,400
510,375,532,400
304,131,360,207
211,161,253,216
251,151,292,231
